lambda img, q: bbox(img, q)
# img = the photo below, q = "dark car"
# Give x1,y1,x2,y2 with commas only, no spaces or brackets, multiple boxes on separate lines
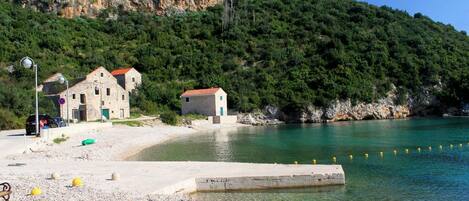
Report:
53,117,67,127
25,114,58,135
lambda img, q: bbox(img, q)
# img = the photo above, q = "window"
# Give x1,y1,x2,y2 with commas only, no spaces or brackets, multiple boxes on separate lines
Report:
95,88,99,95
220,96,223,101
106,88,110,96
185,97,190,102
72,94,76,99
132,77,135,82
122,95,125,100
80,94,85,104
101,101,104,106
100,73,104,77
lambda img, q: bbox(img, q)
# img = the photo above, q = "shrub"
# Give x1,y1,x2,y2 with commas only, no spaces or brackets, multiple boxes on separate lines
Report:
160,111,178,125
0,108,23,130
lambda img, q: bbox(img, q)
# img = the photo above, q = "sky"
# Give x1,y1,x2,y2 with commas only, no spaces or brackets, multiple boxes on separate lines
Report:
360,0,468,32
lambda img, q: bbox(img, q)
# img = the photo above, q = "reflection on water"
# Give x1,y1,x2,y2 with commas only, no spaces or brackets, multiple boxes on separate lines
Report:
129,118,469,201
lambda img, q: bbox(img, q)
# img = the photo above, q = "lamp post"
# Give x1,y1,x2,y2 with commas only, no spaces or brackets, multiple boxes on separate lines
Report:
58,75,70,126
20,57,40,138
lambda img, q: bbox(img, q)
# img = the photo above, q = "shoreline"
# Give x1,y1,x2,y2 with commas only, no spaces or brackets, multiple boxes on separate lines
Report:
119,122,250,161
3,120,249,162
0,121,345,201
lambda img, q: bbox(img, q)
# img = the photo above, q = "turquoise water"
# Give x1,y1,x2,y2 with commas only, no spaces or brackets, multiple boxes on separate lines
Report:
130,118,469,201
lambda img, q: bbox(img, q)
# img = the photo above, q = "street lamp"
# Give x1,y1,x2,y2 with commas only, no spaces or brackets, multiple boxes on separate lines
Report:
58,75,70,126
20,57,40,137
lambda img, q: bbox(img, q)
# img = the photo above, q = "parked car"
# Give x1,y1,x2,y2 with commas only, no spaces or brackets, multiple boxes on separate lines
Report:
53,117,67,127
25,114,58,135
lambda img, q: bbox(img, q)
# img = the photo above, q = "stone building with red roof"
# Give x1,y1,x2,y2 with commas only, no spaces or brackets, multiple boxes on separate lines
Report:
111,67,142,93
181,87,228,117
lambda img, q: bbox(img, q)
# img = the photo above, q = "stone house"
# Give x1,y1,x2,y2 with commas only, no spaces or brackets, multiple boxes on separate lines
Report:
111,67,142,93
43,67,131,122
181,88,228,116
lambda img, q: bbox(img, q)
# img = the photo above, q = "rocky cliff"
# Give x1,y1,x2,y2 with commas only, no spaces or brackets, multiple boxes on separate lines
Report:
238,87,445,125
14,0,222,18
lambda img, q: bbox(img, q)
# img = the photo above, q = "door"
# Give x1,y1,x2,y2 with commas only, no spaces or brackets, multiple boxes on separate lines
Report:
220,107,224,116
79,110,86,121
120,109,125,119
102,109,110,120
79,105,87,121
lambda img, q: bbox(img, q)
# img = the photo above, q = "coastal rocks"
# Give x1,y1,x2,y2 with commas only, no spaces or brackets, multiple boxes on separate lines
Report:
238,108,283,126
299,89,411,123
311,98,410,122
14,0,222,18
240,89,414,125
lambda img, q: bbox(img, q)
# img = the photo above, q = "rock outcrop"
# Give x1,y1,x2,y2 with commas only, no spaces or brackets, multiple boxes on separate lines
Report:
238,88,436,125
14,0,222,18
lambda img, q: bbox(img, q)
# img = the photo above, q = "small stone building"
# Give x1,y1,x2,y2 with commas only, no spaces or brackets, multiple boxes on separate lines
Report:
111,67,142,93
44,67,131,122
181,88,228,116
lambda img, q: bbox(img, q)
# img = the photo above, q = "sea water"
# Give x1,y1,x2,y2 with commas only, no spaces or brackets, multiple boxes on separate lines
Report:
130,118,469,201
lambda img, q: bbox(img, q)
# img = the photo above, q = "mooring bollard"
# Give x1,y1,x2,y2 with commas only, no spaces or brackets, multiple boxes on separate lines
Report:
332,156,337,163
111,173,120,181
51,173,60,180
312,159,317,165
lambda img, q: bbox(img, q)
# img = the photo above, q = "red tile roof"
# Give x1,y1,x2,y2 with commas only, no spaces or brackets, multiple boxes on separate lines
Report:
111,68,133,76
181,88,221,97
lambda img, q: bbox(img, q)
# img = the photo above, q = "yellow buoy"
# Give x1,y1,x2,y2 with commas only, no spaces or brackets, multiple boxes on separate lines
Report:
364,153,369,159
450,144,454,149
332,156,337,163
72,177,83,187
393,150,397,155
417,147,421,152
405,149,409,154
379,152,384,158
312,159,317,165
294,161,298,165
31,187,42,196
428,146,432,151
349,155,353,160
459,144,463,148
439,145,443,150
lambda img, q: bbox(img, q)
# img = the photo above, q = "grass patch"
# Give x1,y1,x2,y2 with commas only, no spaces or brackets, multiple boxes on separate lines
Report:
53,134,69,144
113,120,144,127
181,113,207,120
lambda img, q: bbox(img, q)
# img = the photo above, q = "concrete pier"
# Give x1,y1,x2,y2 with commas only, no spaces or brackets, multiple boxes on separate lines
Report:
0,160,345,195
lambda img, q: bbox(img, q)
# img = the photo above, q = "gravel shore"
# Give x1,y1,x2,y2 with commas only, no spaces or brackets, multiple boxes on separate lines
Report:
2,121,247,201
